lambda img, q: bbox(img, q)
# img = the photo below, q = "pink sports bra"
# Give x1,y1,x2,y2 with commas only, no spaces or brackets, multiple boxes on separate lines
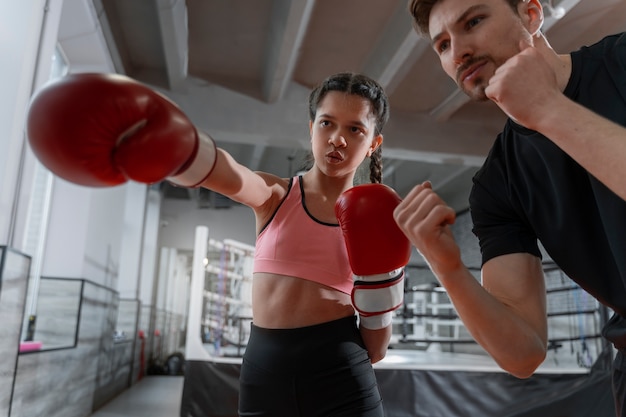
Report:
253,176,353,294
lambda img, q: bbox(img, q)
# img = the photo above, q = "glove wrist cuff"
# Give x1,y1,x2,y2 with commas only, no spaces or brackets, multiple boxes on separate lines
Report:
168,131,217,188
359,312,393,330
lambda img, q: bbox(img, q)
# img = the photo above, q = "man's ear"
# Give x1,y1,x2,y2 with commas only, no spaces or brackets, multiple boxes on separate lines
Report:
520,0,545,35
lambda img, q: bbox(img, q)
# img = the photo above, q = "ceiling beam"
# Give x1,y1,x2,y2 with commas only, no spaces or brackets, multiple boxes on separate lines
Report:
90,0,125,74
262,0,315,103
155,0,188,92
428,89,468,122
382,159,404,179
362,1,431,95
435,165,474,189
383,147,486,167
248,143,267,172
58,0,116,73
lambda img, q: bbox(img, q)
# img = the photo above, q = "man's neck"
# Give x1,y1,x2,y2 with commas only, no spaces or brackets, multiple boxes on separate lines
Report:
555,54,572,93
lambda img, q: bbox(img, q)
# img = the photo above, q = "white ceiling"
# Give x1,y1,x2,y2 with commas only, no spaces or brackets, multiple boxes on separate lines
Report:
56,0,626,211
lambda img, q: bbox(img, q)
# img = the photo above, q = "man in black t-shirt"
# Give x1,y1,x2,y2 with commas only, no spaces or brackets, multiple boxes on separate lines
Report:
394,0,626,414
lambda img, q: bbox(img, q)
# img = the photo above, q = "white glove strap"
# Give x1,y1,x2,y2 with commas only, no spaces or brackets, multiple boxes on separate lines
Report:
359,312,393,330
352,268,404,315
168,131,217,188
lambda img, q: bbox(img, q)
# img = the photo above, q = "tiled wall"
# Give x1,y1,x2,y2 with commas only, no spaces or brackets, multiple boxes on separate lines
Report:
8,279,142,417
92,298,141,410
0,248,31,417
34,278,82,349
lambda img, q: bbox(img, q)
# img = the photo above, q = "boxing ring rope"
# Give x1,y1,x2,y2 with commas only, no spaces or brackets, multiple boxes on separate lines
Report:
187,227,603,372
186,227,606,368
186,226,254,361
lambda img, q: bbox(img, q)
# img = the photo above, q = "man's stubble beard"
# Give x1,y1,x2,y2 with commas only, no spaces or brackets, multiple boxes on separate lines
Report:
461,78,490,102
455,53,507,102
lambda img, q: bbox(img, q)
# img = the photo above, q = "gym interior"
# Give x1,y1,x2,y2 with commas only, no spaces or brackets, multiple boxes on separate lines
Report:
2,1,625,417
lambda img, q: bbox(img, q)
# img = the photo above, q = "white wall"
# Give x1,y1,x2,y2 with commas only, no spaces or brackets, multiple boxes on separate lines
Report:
1,0,253,359
117,182,149,298
139,188,162,303
158,199,256,251
0,0,62,246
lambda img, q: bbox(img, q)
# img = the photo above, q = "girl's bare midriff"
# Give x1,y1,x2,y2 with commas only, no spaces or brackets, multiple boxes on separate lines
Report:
251,272,355,328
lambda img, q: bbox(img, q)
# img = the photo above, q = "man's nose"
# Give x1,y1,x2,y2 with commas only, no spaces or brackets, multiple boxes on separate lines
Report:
452,38,473,66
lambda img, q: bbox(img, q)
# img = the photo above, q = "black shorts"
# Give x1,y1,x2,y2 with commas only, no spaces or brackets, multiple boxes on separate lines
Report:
238,315,384,417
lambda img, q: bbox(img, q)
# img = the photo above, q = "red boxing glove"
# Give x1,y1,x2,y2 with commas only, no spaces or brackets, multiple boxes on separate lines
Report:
26,73,216,188
335,183,412,329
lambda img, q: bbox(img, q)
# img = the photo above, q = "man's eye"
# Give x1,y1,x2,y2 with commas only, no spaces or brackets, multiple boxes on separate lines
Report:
437,41,449,54
467,16,483,29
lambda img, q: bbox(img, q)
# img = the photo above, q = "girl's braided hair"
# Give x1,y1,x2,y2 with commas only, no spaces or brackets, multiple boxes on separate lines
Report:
307,72,389,183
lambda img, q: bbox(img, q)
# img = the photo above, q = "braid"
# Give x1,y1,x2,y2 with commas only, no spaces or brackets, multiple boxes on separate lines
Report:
369,147,383,184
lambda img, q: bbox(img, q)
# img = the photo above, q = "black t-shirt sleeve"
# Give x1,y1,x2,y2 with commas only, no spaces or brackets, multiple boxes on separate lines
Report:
469,141,542,266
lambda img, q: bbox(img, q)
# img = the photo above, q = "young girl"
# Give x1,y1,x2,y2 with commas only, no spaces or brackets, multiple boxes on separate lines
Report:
26,70,391,416
202,72,390,416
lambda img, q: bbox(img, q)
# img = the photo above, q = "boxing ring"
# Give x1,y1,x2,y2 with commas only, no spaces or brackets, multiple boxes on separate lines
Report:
180,351,613,417
180,227,615,417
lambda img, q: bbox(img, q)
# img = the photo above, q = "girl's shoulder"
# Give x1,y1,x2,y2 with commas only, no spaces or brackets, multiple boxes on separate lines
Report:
252,173,294,229
255,172,292,194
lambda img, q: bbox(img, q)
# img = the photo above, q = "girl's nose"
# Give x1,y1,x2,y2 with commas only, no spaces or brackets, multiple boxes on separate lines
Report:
328,131,347,147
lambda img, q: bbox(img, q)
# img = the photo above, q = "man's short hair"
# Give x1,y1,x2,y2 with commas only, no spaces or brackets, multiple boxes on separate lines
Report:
407,0,522,37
